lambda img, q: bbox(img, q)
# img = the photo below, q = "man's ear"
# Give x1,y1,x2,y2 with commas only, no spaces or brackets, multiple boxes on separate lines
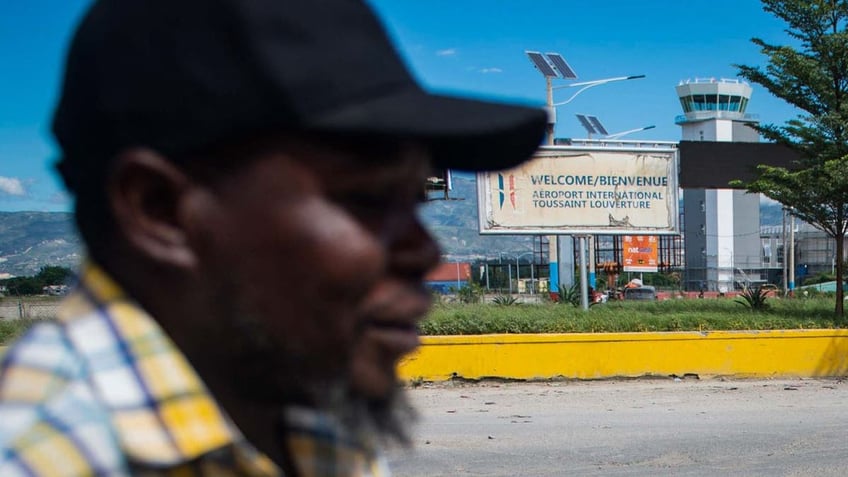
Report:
108,148,198,269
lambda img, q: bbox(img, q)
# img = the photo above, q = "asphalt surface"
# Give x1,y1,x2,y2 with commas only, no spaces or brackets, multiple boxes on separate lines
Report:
387,378,848,476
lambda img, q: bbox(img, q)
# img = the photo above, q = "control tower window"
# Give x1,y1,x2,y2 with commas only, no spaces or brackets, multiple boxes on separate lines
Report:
729,95,741,111
719,95,731,111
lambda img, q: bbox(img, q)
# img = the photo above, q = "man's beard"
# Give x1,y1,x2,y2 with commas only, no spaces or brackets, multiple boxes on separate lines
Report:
222,302,416,447
338,385,417,447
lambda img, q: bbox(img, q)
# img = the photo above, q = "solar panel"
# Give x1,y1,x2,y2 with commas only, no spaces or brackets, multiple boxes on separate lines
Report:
588,116,609,136
545,53,577,79
576,114,597,135
525,51,557,77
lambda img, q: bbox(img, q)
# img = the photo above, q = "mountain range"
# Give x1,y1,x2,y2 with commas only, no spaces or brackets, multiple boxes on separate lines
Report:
0,212,82,277
0,178,786,276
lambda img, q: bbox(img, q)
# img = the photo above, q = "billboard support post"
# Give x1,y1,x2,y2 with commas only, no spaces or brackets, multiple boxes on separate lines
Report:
578,235,589,310
588,236,596,289
557,236,574,294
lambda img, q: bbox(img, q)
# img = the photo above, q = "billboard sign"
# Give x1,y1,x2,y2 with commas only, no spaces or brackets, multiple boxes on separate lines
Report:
478,144,679,235
622,235,659,272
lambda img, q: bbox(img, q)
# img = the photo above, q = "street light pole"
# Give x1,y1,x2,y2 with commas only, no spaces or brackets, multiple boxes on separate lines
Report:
789,213,795,294
530,259,535,294
508,261,513,294
516,256,521,292
514,252,535,295
546,77,555,145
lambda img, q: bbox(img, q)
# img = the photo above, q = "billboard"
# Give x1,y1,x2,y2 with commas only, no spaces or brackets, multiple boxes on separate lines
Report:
622,235,658,272
478,145,679,235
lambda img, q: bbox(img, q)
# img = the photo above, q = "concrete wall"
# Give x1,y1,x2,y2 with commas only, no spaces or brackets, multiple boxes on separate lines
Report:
733,189,762,270
6,330,847,383
732,121,760,142
398,331,848,381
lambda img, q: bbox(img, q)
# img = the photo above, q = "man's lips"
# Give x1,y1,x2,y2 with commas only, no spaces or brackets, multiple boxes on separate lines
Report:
361,323,421,357
357,287,432,356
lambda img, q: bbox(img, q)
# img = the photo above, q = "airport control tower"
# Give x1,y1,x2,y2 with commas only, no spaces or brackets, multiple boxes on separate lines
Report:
676,78,761,292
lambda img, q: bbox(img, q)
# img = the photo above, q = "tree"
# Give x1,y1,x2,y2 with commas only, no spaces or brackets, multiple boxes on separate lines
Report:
0,266,75,296
733,0,848,318
35,266,74,286
3,277,43,296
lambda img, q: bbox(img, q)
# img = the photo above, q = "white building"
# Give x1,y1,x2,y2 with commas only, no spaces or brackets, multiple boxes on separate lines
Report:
676,78,762,291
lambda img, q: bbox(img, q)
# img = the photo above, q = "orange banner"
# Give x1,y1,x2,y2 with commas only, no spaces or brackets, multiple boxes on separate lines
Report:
622,235,658,272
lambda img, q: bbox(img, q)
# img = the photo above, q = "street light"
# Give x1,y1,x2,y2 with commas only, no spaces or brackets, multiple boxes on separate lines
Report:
553,75,646,107
575,114,655,140
524,51,645,144
605,125,656,139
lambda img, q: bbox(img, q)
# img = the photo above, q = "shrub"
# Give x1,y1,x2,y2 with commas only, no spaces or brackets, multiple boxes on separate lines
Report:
556,284,581,307
454,282,484,304
492,295,520,306
419,297,841,336
735,287,770,312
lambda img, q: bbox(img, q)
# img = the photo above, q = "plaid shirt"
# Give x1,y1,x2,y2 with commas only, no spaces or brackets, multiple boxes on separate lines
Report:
0,264,390,476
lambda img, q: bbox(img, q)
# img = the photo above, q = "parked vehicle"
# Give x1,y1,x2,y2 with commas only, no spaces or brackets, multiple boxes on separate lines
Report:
623,285,657,301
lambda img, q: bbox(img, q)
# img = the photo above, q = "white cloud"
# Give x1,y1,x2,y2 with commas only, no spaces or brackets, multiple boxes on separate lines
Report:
480,67,503,74
0,177,25,196
436,48,457,56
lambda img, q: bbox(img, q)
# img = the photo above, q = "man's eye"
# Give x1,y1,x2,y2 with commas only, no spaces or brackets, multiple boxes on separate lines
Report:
335,193,394,215
334,189,424,219
345,194,389,208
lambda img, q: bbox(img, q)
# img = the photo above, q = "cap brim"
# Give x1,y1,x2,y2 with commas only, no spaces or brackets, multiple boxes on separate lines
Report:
310,87,548,172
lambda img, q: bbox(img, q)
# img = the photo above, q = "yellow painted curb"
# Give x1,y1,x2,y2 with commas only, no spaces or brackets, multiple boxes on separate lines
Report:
6,330,848,382
398,330,848,381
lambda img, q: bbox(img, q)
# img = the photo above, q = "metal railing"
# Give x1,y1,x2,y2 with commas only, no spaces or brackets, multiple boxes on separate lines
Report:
675,111,760,124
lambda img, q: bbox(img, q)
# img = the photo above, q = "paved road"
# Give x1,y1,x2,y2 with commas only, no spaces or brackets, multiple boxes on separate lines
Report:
387,378,848,476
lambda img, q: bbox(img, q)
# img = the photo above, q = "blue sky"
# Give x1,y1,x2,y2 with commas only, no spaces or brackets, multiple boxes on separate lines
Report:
1,0,801,211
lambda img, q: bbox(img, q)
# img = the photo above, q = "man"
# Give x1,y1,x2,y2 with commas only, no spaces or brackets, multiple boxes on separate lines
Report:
0,0,546,475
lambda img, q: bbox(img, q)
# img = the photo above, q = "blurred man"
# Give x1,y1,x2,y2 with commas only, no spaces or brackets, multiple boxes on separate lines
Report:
0,0,546,474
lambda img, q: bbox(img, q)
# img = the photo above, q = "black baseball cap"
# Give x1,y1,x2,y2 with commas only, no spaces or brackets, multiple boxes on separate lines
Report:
53,0,547,191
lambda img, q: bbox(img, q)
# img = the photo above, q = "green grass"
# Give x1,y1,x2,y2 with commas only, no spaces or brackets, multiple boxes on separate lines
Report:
1,296,845,346
420,296,843,335
0,319,43,346
0,297,62,345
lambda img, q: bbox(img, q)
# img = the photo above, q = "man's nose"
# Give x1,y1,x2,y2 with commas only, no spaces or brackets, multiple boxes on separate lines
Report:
388,218,441,278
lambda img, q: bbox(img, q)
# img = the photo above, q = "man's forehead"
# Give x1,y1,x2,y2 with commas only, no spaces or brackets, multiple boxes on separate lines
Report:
298,138,434,186
175,132,433,183
254,134,434,178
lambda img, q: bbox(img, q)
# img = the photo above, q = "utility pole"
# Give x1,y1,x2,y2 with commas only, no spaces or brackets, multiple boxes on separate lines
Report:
789,213,795,294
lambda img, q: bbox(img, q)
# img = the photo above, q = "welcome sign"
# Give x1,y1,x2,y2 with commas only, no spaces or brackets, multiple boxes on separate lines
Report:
477,145,679,235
